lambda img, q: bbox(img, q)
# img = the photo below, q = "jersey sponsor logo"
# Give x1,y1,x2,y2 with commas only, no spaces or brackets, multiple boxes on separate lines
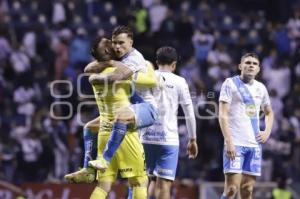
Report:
157,167,173,175
119,168,133,173
142,129,166,142
230,157,241,169
166,85,174,89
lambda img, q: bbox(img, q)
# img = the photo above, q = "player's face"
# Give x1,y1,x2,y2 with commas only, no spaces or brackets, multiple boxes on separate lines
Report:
239,56,260,79
97,39,114,61
112,33,133,58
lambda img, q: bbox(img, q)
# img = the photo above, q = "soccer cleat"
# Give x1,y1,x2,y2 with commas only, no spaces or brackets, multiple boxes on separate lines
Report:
88,157,109,171
64,167,95,183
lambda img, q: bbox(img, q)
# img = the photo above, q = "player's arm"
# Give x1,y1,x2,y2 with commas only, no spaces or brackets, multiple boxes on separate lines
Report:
256,105,274,143
89,60,133,84
219,101,233,145
182,102,198,159
179,79,198,159
84,61,109,73
134,62,157,88
219,101,235,160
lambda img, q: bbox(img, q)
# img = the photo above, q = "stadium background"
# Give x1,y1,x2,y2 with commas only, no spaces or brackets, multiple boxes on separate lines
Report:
0,0,300,198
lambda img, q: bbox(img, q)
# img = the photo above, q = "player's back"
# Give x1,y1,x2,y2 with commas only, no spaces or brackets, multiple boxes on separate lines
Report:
92,67,132,133
141,71,191,145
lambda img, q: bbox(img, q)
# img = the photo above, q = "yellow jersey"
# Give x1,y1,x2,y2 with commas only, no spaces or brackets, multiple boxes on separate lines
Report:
92,62,157,133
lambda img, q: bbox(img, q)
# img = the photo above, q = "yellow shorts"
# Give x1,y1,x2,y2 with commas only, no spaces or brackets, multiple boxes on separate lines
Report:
96,131,146,181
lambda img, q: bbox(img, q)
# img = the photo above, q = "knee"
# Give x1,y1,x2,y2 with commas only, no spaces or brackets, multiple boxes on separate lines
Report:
115,108,135,124
84,121,99,133
128,176,148,187
225,185,239,197
156,178,172,191
241,184,254,198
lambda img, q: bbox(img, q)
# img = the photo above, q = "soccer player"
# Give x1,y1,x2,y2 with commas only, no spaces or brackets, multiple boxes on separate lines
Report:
218,53,274,199
86,38,148,199
65,26,157,183
86,25,158,171
141,47,198,199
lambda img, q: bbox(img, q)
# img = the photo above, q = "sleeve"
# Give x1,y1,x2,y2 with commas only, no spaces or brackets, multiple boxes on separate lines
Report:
219,78,232,103
261,84,271,108
134,62,157,88
121,53,145,73
178,78,196,139
182,103,197,139
178,78,193,105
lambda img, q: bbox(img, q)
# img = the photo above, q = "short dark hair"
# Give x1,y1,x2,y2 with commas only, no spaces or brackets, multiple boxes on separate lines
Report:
90,37,102,61
90,37,111,61
241,53,259,63
112,25,133,39
156,46,178,65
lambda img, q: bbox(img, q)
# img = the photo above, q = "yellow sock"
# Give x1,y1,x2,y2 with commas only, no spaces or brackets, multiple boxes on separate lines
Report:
132,186,147,199
90,186,108,199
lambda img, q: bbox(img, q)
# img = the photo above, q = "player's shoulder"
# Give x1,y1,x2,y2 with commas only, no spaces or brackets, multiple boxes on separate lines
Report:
157,71,186,82
253,79,266,87
253,79,268,91
126,48,145,61
222,77,234,86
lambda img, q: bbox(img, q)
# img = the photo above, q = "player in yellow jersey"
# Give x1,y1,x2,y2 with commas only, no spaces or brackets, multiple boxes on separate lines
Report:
88,38,149,199
65,27,157,188
65,37,157,198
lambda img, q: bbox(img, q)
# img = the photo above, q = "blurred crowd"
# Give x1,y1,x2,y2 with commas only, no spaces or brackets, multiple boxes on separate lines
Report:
0,0,300,185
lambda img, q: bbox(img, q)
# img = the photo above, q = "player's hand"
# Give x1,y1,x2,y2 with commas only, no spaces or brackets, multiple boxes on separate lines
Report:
256,131,271,143
225,142,236,160
187,139,198,159
88,74,99,84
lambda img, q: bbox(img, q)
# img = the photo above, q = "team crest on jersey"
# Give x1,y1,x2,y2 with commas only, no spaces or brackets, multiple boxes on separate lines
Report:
245,104,256,117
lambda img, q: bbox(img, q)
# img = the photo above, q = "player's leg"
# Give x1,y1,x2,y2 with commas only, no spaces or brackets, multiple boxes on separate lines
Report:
89,102,158,170
90,176,115,199
148,144,178,199
143,143,158,199
221,173,242,199
240,174,256,199
155,178,172,199
154,145,178,199
221,146,244,198
239,146,261,199
89,106,135,170
91,133,118,198
101,91,145,165
147,177,156,199
117,131,148,199
128,176,148,199
65,117,100,183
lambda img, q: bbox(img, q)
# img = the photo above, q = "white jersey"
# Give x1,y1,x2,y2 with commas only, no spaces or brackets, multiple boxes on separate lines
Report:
121,48,156,106
140,71,193,145
219,77,271,147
